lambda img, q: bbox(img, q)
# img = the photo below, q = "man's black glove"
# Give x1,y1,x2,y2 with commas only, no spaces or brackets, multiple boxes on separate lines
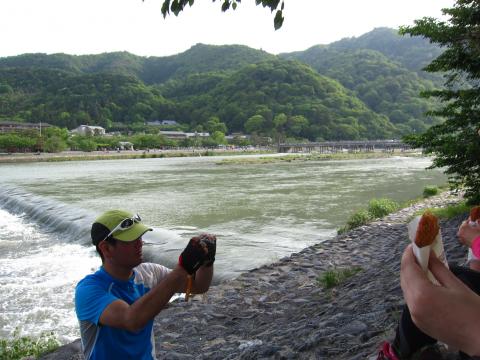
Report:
178,238,206,275
199,234,216,267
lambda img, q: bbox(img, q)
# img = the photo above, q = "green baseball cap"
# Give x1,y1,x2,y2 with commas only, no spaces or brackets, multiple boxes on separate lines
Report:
91,209,152,245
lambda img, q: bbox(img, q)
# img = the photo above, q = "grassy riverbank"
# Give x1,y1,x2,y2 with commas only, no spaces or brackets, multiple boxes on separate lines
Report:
337,184,454,234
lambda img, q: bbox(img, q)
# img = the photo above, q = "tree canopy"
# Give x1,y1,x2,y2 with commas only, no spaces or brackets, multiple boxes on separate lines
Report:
400,0,480,203
157,0,285,29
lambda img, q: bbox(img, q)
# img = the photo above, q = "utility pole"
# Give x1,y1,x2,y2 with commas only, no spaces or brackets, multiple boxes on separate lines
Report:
38,121,43,153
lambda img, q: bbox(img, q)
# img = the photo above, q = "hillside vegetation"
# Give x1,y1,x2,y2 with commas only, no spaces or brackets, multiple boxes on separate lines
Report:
0,28,444,141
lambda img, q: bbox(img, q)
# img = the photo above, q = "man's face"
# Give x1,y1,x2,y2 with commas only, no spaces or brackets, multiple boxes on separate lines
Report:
110,237,144,268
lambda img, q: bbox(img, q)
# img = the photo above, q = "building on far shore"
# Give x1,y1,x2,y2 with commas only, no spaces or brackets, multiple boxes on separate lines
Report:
159,131,187,139
118,141,134,150
70,125,106,136
160,131,210,140
146,120,179,127
185,132,210,138
225,133,250,141
0,121,51,133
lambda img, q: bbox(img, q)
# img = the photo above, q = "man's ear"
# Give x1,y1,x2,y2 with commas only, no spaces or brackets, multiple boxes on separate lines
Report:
98,241,114,259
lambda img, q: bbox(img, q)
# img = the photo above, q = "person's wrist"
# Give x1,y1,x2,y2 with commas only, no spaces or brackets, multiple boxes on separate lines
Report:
471,236,480,258
204,257,215,267
173,265,188,277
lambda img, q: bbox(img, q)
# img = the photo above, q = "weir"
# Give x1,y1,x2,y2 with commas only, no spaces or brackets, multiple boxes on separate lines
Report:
0,185,94,244
0,184,188,267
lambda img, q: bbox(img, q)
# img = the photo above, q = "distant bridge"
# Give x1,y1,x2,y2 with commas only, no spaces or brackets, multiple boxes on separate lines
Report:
277,140,410,153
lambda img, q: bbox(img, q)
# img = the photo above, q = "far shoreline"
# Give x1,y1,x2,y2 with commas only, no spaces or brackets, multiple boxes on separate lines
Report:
0,148,273,164
0,148,423,164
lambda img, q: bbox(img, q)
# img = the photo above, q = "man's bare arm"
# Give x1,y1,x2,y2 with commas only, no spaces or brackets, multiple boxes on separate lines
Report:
192,264,214,293
169,264,214,294
99,266,187,332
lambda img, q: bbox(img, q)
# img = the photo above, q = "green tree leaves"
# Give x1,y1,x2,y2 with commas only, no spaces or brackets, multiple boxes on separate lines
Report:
204,116,228,134
286,115,309,137
210,130,227,145
68,136,98,152
0,134,37,152
157,0,285,30
130,134,169,149
0,126,70,153
44,136,68,153
0,83,13,94
245,114,265,134
401,0,480,203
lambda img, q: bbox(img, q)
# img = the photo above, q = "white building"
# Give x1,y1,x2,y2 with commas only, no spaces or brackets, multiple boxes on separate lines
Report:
226,133,250,141
147,120,179,126
185,132,210,138
160,131,210,140
118,141,134,150
159,131,188,139
71,125,105,136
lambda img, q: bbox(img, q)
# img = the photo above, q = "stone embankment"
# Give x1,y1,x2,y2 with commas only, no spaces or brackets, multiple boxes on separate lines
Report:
42,191,467,360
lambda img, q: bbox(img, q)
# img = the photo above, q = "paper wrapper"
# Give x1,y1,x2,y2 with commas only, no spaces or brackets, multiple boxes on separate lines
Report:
408,215,448,285
467,220,480,261
467,248,477,261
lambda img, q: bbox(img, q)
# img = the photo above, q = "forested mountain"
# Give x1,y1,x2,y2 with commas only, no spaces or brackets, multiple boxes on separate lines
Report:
0,44,274,85
142,44,275,84
280,28,445,134
0,28,445,140
161,59,395,139
0,68,175,129
0,52,145,79
281,49,440,135
284,27,443,74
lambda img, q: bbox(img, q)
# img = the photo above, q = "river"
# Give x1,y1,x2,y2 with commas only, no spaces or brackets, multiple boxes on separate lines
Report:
0,154,446,342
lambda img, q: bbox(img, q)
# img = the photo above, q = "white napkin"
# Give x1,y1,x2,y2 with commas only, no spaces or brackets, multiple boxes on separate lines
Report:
467,220,480,261
408,215,448,285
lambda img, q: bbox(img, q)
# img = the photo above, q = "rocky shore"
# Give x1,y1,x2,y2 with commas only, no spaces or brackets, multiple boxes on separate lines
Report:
42,191,468,360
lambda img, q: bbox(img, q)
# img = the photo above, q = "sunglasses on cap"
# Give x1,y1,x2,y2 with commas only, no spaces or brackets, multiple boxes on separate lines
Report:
102,214,142,242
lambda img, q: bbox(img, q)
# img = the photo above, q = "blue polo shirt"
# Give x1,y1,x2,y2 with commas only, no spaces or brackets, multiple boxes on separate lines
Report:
75,263,170,360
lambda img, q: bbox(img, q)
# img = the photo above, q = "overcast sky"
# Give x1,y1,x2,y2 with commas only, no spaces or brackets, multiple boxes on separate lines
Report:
1,0,455,58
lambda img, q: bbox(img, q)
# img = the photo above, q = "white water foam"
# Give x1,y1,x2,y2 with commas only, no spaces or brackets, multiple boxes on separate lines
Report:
0,209,99,342
0,185,93,245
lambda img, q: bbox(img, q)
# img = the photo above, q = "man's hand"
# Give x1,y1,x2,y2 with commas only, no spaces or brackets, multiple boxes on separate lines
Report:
400,245,480,356
198,234,216,267
179,237,207,274
178,234,217,274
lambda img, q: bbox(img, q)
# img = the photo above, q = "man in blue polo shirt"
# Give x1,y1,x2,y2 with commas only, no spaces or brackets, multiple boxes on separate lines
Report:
75,209,215,360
